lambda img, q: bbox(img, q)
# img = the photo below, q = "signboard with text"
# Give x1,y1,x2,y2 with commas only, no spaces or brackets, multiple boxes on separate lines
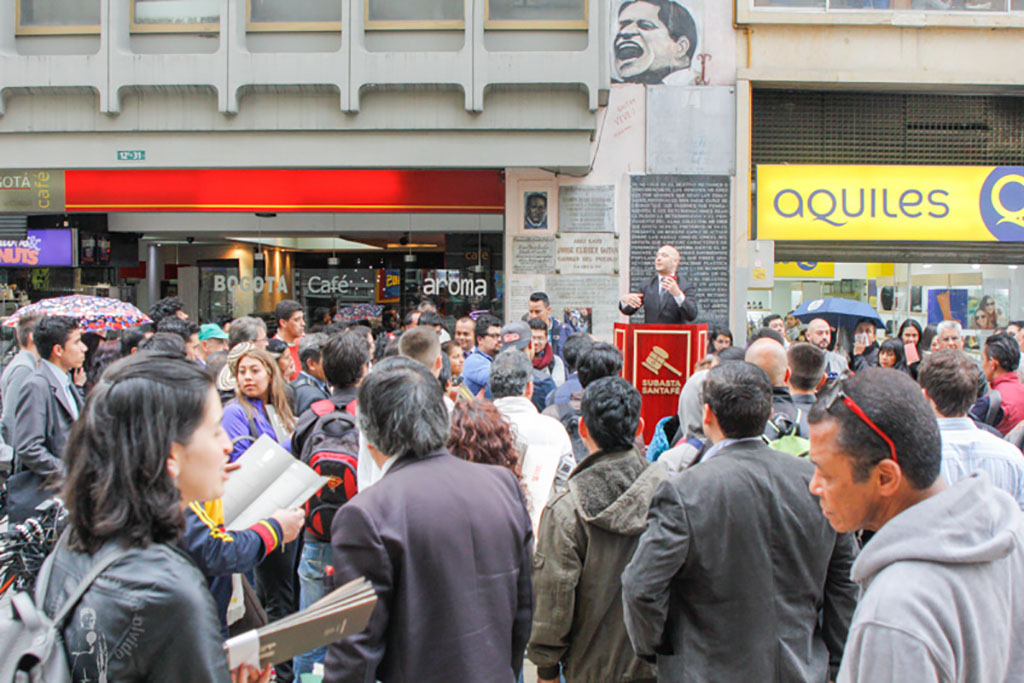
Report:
757,164,1024,242
0,170,65,213
0,229,74,267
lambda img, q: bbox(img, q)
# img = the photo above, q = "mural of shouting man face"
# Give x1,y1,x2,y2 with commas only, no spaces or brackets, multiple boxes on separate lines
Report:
614,0,698,84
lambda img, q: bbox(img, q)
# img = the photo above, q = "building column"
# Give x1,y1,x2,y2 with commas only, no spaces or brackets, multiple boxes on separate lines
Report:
147,242,162,311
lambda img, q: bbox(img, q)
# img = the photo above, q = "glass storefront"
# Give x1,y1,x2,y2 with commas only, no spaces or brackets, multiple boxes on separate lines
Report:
749,261,1022,358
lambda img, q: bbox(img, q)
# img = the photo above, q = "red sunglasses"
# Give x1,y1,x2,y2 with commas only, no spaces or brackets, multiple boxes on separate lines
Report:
823,382,898,465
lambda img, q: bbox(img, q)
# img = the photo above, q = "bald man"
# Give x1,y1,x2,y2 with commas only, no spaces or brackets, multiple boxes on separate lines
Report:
745,338,807,439
619,245,698,324
806,318,849,379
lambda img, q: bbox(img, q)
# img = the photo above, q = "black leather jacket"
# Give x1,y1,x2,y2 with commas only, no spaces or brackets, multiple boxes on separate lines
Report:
43,539,230,682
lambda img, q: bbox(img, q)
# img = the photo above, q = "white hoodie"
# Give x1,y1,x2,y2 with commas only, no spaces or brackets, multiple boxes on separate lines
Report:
838,472,1024,683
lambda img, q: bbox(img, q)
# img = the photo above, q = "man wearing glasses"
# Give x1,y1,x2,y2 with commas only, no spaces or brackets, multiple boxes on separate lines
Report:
622,361,858,682
807,368,1024,682
461,314,503,396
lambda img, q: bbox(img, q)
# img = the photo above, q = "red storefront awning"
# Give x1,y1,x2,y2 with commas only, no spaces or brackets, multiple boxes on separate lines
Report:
63,169,504,214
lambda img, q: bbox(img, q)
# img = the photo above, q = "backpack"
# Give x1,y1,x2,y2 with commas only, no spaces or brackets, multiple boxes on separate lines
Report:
551,398,588,463
766,409,810,457
298,398,360,542
0,534,128,683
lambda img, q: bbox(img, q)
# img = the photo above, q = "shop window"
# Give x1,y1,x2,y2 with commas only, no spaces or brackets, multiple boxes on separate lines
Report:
199,260,237,324
752,0,1021,10
247,0,341,31
365,0,465,29
16,0,101,35
131,0,220,33
485,0,587,28
749,262,1021,359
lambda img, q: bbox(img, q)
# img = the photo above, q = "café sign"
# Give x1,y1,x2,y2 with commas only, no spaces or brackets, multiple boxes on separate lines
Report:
0,170,65,212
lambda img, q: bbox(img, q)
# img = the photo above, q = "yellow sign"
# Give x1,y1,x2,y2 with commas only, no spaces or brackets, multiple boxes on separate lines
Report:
774,261,835,278
756,165,1024,242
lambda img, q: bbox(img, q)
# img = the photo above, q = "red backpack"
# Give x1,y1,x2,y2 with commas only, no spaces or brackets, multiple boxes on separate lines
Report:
298,398,359,542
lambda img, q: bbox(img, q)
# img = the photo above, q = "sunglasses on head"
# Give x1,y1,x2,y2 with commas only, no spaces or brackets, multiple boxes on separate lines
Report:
821,380,898,465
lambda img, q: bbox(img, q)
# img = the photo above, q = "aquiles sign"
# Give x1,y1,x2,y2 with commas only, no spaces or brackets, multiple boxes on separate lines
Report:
756,165,1024,242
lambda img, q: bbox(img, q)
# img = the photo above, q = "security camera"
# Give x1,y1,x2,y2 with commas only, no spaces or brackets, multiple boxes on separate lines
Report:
186,236,195,245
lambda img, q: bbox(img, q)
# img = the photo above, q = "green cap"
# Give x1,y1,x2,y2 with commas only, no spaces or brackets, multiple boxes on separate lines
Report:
199,323,229,342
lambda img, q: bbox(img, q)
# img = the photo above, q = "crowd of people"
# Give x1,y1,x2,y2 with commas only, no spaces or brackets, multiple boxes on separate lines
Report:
2,289,1024,682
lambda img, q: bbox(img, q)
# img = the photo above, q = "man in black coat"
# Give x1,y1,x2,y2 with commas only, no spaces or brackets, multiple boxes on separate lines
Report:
619,244,698,323
10,315,87,523
325,357,533,683
622,361,858,682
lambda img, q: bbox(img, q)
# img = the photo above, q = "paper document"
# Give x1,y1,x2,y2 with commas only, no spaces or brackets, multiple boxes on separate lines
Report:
221,435,330,530
225,577,377,669
520,444,560,539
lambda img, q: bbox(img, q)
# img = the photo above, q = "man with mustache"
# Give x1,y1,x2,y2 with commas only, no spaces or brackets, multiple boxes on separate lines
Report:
613,0,697,85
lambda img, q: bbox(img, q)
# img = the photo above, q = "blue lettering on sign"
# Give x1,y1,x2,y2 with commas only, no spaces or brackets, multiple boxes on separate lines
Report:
979,167,1024,241
773,186,951,225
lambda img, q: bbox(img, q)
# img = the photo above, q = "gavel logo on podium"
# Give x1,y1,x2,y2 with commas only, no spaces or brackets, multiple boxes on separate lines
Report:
642,346,682,377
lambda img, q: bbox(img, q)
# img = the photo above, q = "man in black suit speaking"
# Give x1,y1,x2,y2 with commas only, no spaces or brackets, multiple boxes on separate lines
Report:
619,244,698,323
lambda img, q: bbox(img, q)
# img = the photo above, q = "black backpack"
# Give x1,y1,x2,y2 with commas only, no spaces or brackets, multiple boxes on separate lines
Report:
297,398,359,542
550,396,588,463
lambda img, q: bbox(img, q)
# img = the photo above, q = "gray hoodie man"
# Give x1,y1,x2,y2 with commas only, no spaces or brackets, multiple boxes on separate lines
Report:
839,473,1024,682
807,368,1024,683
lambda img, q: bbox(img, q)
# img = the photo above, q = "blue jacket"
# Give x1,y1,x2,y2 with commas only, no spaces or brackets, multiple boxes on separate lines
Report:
549,318,575,360
222,397,291,462
462,348,495,396
546,373,582,408
184,501,284,634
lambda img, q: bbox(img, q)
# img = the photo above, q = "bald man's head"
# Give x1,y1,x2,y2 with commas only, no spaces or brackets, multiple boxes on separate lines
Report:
806,318,832,350
745,337,789,387
655,245,680,276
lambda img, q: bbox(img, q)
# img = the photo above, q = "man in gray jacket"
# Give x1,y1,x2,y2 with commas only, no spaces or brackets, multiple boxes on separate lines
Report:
528,377,665,683
0,311,42,443
622,361,858,682
808,368,1024,682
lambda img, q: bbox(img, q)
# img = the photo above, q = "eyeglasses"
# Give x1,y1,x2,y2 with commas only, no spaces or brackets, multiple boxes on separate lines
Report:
484,332,501,338
822,381,898,464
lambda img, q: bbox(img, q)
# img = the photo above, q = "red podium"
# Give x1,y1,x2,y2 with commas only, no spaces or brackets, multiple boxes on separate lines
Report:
613,323,708,443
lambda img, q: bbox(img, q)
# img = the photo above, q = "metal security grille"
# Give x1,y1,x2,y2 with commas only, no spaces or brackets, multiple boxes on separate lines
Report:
753,91,1024,166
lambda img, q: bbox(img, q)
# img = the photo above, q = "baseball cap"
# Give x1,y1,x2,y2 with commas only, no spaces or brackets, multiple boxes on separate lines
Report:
199,323,229,342
500,321,531,352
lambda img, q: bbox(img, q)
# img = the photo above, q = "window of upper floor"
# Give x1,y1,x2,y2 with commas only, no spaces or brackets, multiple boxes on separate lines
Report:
14,0,590,35
741,0,1024,25
16,0,100,35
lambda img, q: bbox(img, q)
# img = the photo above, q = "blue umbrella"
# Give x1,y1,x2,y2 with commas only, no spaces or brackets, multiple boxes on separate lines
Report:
791,298,884,330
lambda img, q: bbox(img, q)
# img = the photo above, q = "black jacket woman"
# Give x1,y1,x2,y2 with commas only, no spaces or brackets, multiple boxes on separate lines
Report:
896,319,924,379
41,352,270,682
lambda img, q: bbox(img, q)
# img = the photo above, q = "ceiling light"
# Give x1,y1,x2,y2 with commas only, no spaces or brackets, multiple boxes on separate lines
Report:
386,243,437,249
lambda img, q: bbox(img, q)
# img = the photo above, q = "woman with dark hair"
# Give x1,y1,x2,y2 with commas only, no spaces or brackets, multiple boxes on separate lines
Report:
40,352,269,682
442,340,465,378
707,325,733,354
896,318,924,379
921,323,940,353
83,339,122,394
878,338,910,375
448,399,520,477
973,294,1002,330
221,345,296,461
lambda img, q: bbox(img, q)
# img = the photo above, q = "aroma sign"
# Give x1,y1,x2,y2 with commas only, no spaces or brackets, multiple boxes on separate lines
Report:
422,277,487,297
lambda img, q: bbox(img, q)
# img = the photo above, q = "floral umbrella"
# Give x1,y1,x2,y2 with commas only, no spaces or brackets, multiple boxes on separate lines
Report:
2,295,152,333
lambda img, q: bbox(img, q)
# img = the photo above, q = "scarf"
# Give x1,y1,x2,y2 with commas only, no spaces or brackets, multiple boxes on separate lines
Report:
533,342,554,370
